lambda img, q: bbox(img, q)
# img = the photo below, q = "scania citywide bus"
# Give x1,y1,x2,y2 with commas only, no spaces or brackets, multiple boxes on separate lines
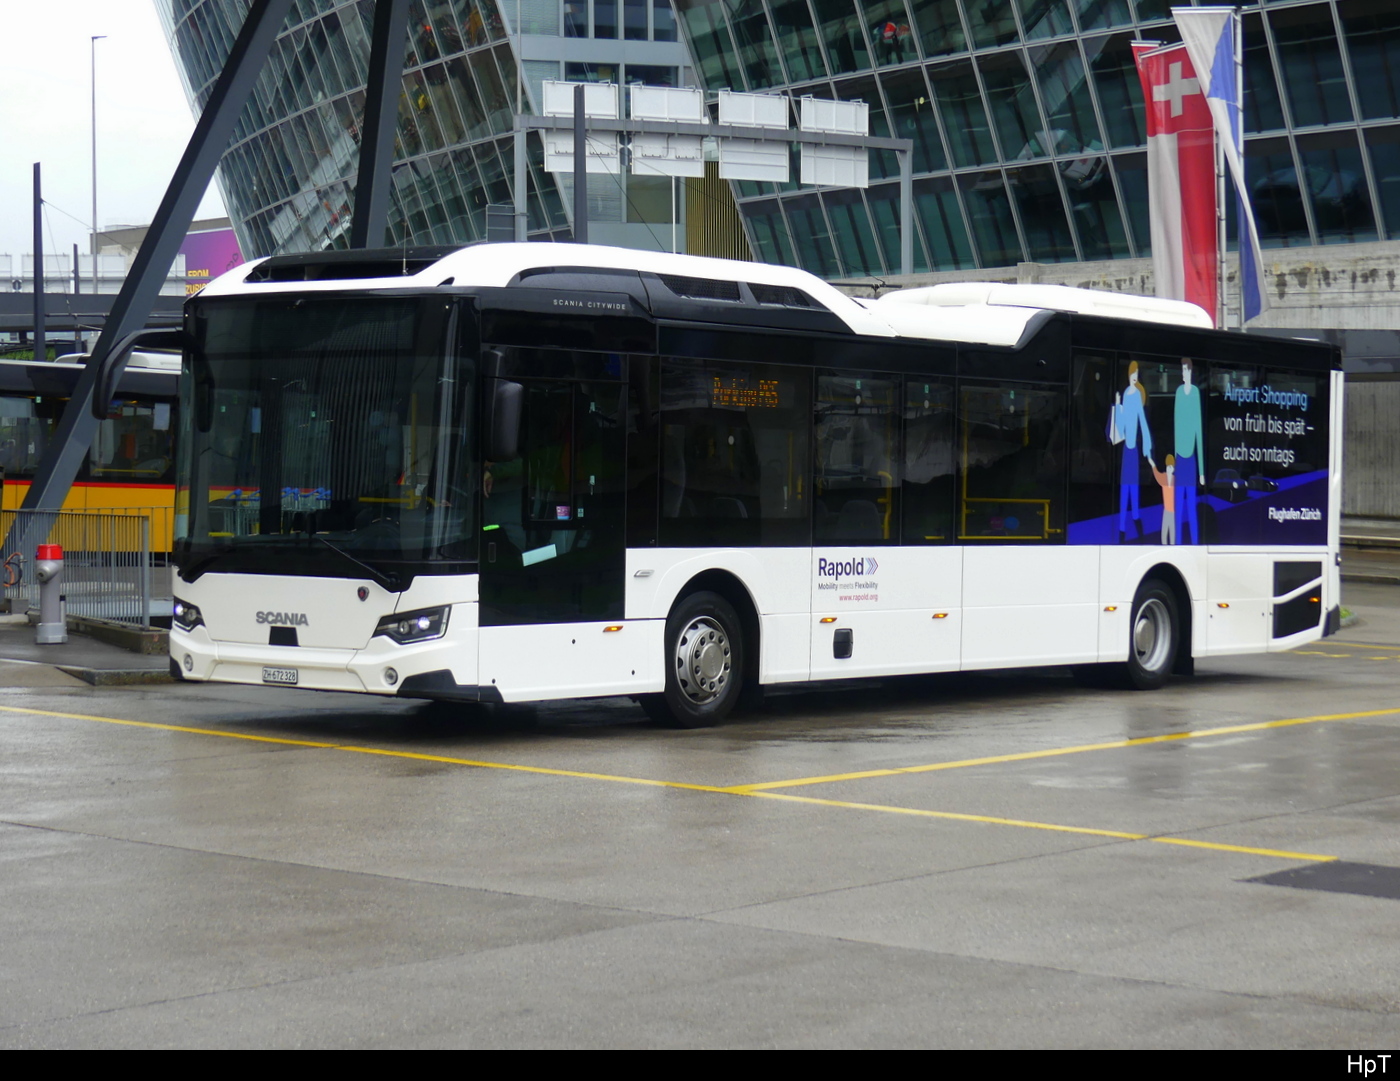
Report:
169,244,1341,727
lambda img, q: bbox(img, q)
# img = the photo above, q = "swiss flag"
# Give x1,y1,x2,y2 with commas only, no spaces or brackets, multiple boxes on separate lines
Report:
1133,41,1217,325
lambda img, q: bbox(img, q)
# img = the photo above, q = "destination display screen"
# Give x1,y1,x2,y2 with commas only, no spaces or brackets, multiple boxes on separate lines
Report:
711,374,787,409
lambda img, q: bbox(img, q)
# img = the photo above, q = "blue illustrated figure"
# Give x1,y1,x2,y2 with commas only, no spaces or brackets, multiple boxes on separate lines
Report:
1109,360,1153,539
1174,357,1206,544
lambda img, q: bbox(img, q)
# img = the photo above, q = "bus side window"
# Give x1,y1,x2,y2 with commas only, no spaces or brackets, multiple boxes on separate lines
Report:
959,383,1067,541
814,373,898,544
1068,352,1116,536
0,394,46,477
901,378,955,544
658,358,810,547
89,402,174,482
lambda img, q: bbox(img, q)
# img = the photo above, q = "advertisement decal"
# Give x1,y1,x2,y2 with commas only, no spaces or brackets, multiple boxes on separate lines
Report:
1069,357,1328,546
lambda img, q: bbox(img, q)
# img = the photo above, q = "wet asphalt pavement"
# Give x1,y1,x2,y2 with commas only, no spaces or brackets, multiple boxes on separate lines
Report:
3,585,1400,1048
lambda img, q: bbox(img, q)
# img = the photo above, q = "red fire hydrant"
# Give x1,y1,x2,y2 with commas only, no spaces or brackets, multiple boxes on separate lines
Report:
34,543,66,645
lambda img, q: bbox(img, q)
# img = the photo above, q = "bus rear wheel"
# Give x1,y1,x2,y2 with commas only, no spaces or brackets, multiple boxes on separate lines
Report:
1072,577,1179,691
641,591,744,728
1125,578,1178,690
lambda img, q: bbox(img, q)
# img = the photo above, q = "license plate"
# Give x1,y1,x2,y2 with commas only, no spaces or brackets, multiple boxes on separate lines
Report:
262,666,298,685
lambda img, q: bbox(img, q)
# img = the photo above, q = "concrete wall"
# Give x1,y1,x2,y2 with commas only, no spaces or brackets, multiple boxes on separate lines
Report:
1345,378,1400,520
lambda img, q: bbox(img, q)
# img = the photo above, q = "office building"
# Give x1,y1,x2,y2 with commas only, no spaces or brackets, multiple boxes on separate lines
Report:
670,1,1398,282
158,0,700,255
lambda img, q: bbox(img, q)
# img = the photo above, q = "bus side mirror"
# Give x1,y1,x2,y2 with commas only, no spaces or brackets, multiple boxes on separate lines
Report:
91,328,189,419
488,380,522,461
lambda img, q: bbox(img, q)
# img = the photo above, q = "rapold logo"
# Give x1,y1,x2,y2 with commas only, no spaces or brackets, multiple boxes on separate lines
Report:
815,555,882,602
816,556,879,579
256,611,309,626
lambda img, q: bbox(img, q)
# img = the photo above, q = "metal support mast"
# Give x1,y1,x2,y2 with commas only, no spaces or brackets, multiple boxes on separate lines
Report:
16,0,294,541
573,84,588,244
349,0,410,249
31,163,45,363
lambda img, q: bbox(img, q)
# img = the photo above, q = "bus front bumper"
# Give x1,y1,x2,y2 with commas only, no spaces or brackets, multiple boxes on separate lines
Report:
170,618,479,697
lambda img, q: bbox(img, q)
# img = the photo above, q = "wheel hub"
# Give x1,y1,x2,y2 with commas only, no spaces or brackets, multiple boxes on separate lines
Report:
1133,598,1170,672
696,639,726,681
675,617,730,704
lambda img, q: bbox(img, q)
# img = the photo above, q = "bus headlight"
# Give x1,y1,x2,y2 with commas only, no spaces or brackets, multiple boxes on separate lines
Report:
173,599,204,632
374,606,450,644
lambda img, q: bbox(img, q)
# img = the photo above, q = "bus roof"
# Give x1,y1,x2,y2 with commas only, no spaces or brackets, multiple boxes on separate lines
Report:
203,243,1216,348
872,282,1215,328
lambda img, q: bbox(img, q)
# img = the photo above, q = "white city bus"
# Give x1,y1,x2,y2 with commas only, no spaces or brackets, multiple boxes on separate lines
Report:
169,243,1342,726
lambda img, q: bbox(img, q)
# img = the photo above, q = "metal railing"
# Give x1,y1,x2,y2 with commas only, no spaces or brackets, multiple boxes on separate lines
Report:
1,509,156,627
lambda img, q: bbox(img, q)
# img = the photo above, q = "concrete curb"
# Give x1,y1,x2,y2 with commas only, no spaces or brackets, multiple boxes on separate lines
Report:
55,666,176,687
66,617,168,656
1342,572,1400,586
1342,536,1400,550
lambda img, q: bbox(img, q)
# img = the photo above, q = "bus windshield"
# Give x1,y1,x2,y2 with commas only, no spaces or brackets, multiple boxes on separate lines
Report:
176,296,475,579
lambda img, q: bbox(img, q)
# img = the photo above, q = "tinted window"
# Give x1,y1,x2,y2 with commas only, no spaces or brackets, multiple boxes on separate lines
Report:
959,383,1067,541
902,378,955,543
91,401,175,484
659,359,811,546
1068,352,1115,542
0,394,60,478
815,374,899,544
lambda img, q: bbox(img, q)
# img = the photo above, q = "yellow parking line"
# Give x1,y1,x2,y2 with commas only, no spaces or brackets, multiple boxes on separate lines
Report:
1323,641,1400,649
0,705,342,749
744,790,1337,863
342,744,729,792
724,706,1400,793
0,704,731,795
0,703,1340,864
1149,837,1337,861
743,790,1142,838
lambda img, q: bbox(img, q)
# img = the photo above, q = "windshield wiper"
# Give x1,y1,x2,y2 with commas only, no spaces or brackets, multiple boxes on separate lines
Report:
313,535,401,593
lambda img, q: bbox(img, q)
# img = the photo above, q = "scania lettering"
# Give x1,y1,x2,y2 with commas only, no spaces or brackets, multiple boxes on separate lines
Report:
255,612,309,626
170,244,1343,727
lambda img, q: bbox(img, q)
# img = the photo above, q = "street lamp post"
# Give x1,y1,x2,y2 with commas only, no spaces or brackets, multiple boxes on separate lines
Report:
91,34,106,297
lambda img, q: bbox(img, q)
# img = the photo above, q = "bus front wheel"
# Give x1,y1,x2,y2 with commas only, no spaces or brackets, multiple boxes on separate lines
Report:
641,591,744,728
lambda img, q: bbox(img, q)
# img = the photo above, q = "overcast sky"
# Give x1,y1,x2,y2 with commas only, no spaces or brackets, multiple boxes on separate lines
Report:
0,1,227,259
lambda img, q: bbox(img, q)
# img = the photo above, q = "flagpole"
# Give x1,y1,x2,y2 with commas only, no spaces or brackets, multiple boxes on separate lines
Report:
1216,81,1227,330
1178,5,1265,326
1233,9,1244,329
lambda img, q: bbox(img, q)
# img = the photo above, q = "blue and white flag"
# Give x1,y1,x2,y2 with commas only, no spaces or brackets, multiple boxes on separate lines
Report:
1173,6,1268,323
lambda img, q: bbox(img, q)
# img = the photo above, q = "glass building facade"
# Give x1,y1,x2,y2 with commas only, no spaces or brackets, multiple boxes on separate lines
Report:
157,0,693,257
672,0,1400,278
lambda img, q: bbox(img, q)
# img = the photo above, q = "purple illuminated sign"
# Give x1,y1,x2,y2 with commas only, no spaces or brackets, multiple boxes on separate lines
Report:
180,228,243,296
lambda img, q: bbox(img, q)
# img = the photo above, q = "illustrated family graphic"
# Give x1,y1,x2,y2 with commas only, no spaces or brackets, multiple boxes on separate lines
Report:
1108,357,1204,545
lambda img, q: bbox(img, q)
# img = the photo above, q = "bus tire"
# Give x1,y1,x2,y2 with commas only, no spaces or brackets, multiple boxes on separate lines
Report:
1125,578,1178,690
1072,578,1180,691
641,591,744,728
